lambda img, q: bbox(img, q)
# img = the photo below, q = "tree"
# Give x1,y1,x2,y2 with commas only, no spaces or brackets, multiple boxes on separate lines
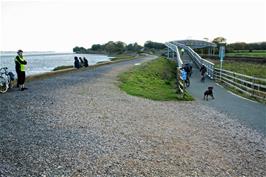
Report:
126,42,143,52
115,41,126,53
91,44,102,51
104,41,116,54
212,37,227,44
103,41,126,54
73,46,87,53
144,41,166,50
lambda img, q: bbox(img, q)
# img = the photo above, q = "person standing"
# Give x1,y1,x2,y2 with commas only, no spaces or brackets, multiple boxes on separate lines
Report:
15,49,28,91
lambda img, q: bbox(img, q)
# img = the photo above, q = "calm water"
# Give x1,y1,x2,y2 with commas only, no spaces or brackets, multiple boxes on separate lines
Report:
0,52,110,76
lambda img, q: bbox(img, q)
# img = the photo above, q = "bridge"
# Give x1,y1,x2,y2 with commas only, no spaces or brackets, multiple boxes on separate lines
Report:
165,40,266,135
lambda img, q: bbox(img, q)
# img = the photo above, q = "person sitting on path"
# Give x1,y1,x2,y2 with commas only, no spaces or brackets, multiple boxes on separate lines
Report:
15,49,28,91
83,57,89,67
79,57,84,67
74,56,80,69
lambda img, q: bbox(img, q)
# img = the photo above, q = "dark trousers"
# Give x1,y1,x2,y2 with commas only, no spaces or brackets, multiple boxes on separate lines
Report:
16,71,25,86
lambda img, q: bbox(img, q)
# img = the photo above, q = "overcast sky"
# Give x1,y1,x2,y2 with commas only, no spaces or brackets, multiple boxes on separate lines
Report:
1,0,266,52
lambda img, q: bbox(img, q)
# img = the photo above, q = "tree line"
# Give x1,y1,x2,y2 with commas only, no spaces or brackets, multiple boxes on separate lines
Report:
211,37,266,52
73,41,166,54
73,38,266,55
226,42,266,52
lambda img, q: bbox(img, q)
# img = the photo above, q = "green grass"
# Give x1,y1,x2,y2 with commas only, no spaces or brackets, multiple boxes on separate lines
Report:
210,60,266,103
209,60,266,79
226,50,266,58
119,57,193,101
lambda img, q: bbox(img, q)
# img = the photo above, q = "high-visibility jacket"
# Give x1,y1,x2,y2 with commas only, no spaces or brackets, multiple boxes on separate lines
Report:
15,55,27,72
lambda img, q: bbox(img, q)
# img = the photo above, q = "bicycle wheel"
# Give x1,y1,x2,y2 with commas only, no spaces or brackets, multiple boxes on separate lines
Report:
0,76,8,93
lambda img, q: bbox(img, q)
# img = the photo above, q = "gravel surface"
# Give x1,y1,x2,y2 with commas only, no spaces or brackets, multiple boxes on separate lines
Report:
0,55,265,176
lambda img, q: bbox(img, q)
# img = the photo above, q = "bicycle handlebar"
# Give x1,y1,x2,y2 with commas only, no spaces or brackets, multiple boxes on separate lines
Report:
0,67,8,74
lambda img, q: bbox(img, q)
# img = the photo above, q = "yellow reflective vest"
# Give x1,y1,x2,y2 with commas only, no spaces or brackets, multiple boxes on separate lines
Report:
15,56,26,72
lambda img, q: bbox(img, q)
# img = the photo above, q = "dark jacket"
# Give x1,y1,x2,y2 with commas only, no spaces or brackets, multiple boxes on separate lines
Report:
200,65,207,74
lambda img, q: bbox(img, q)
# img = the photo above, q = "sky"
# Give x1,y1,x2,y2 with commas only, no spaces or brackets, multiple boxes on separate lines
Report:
1,0,266,52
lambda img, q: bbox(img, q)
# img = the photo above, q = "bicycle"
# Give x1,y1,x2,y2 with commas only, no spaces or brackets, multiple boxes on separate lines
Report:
0,67,15,93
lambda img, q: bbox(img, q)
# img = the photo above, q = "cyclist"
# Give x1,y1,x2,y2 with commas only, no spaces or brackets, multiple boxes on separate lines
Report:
15,49,28,91
200,64,207,82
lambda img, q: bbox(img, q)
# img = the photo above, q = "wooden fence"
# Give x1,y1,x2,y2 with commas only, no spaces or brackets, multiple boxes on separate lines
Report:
214,68,266,101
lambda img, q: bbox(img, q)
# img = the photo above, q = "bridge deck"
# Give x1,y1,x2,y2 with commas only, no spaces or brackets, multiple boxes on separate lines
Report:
182,52,266,135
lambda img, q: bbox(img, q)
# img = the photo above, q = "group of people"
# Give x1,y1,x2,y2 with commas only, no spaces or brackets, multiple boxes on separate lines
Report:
12,50,92,91
180,63,193,87
74,56,89,69
180,62,208,88
13,49,207,92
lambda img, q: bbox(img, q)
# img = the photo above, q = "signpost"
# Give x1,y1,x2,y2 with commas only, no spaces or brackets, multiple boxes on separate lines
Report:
219,43,226,80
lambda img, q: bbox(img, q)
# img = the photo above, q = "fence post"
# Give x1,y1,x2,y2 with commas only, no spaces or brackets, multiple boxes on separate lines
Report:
176,67,184,95
252,77,255,96
211,64,214,79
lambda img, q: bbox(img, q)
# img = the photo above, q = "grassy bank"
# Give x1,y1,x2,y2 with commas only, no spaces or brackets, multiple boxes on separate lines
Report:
208,60,266,104
212,60,266,79
226,50,266,58
119,57,193,101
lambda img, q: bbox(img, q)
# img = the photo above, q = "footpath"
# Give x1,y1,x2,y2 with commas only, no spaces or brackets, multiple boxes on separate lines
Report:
183,52,266,135
0,55,265,176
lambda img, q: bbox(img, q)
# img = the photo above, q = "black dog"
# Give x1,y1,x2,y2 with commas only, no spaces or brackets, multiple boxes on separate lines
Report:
204,87,214,100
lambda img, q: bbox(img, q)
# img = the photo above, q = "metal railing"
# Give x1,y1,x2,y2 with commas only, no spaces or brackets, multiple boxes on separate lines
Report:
165,42,183,67
166,41,266,101
214,68,266,101
170,41,215,79
165,42,186,94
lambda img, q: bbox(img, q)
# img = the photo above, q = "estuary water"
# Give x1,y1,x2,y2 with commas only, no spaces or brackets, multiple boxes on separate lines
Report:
0,52,110,76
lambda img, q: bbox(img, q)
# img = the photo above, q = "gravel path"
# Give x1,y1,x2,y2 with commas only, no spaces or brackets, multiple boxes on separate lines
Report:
0,55,265,176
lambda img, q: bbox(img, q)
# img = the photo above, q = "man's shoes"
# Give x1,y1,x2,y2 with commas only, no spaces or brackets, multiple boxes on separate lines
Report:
20,87,28,91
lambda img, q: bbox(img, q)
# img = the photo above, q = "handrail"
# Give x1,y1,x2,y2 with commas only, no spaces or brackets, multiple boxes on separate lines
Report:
215,70,266,89
214,68,266,100
214,68,266,83
165,42,183,68
170,41,215,79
